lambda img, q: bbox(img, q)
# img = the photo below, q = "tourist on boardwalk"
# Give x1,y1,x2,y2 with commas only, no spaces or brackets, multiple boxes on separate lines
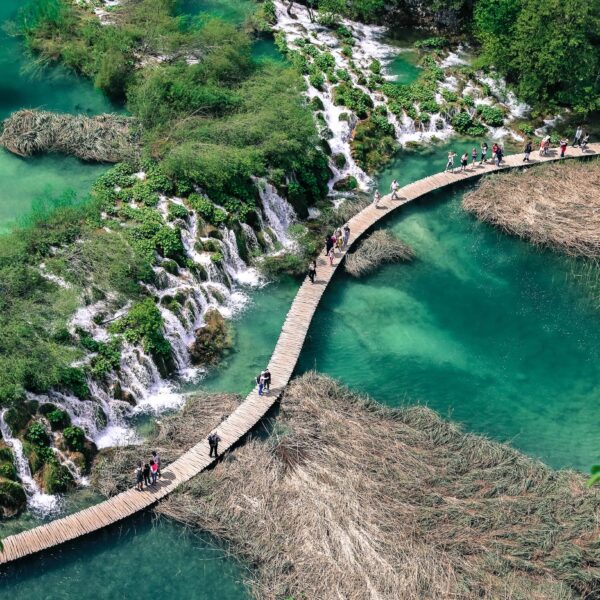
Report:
460,152,468,172
539,138,545,157
135,461,143,491
256,371,266,395
149,459,158,485
491,143,498,163
325,234,334,256
143,462,150,487
581,133,590,151
572,125,583,147
336,229,344,251
152,450,161,478
208,430,221,457
560,138,568,158
390,179,400,200
495,145,504,166
445,151,456,172
480,142,488,164
540,136,550,156
471,147,477,167
373,189,381,207
523,140,532,162
262,368,271,392
308,259,317,283
343,224,350,247
328,246,335,266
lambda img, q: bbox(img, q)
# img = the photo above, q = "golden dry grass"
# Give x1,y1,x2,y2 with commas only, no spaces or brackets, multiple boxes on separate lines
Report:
124,373,600,600
0,109,140,162
463,160,600,258
345,229,414,277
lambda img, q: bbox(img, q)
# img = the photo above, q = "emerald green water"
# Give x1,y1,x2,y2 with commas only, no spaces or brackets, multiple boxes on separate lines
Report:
0,0,114,231
0,514,249,597
177,0,256,22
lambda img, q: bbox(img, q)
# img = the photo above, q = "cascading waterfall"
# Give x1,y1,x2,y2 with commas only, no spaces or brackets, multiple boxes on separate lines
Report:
0,411,61,515
257,180,297,249
52,448,89,487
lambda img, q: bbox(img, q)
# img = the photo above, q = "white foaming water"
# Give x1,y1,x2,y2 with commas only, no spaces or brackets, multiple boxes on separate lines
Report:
52,448,89,487
257,180,298,248
0,411,61,516
479,75,530,120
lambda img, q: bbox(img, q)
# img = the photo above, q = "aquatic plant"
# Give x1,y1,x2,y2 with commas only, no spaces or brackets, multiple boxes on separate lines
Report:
345,230,414,277
463,160,600,259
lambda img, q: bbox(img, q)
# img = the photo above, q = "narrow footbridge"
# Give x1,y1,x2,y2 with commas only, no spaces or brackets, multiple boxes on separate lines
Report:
1,145,597,564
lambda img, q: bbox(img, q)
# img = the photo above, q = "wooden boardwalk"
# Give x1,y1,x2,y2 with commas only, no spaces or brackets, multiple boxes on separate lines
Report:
1,144,597,565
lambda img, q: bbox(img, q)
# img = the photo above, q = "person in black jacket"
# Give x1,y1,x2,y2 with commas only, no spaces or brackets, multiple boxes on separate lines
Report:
208,431,221,457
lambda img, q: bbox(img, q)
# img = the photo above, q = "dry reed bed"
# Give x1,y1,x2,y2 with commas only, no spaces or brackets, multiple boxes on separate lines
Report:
463,160,600,258
135,373,600,600
345,229,414,277
0,109,140,162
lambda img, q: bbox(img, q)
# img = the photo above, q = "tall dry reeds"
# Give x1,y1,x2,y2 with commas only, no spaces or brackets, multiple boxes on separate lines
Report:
345,229,414,277
140,373,600,600
463,160,600,258
0,109,140,162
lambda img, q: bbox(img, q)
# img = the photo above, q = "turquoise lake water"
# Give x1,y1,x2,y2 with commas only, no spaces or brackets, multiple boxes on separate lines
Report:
0,1,116,232
2,0,599,595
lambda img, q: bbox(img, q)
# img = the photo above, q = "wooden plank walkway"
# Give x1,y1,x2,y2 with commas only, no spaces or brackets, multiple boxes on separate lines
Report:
1,144,597,565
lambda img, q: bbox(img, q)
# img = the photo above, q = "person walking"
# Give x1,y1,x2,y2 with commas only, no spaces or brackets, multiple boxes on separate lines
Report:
572,125,583,147
542,136,550,156
523,140,532,162
480,142,488,164
135,461,143,491
445,151,456,172
495,145,504,166
390,179,400,200
460,152,468,172
262,368,271,392
492,143,499,163
151,450,161,478
325,235,334,256
539,138,545,157
580,133,590,151
149,459,158,485
560,138,568,158
308,259,317,283
256,371,265,395
328,246,335,266
373,189,381,207
336,229,344,251
142,462,150,487
208,430,221,457
471,147,477,167
343,225,350,247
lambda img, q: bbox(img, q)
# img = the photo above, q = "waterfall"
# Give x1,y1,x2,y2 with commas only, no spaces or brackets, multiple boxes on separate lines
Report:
257,180,297,248
52,448,89,487
0,411,61,515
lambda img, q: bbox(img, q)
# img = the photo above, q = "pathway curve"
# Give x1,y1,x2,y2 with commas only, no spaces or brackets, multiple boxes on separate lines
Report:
1,145,597,565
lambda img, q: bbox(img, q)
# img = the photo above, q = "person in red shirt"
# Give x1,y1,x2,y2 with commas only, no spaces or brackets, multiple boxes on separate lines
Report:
559,139,568,158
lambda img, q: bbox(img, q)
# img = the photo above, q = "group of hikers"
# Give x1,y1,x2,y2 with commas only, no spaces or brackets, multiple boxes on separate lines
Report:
319,223,351,269
134,451,161,491
444,127,591,173
445,141,505,173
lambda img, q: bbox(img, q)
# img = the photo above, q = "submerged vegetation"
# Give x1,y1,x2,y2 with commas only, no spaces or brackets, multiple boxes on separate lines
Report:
345,229,414,277
463,159,600,258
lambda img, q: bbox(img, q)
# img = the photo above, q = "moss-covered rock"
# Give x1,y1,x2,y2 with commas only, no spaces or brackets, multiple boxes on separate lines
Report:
189,309,232,365
42,460,74,494
0,477,26,518
333,176,358,191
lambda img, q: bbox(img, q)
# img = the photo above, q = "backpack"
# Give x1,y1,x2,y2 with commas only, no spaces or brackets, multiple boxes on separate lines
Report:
208,432,217,444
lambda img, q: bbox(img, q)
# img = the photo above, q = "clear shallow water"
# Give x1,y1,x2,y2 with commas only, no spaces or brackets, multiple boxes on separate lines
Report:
0,513,249,599
177,0,256,23
296,189,600,471
0,0,115,231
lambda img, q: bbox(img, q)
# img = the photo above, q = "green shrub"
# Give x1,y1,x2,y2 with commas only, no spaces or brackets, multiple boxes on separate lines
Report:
309,71,325,90
476,105,504,127
441,89,459,103
333,83,374,118
0,462,17,481
0,479,26,512
46,409,71,431
89,339,122,378
309,96,324,111
109,298,172,361
414,37,448,50
167,202,188,221
315,52,335,72
43,460,74,493
25,422,49,447
63,426,86,452
463,94,475,107
369,59,382,74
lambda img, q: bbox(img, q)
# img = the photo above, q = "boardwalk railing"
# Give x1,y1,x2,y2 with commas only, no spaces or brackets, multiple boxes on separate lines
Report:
1,144,597,564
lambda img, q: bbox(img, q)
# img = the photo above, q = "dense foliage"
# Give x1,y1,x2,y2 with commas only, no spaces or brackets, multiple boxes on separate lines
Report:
474,0,599,113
